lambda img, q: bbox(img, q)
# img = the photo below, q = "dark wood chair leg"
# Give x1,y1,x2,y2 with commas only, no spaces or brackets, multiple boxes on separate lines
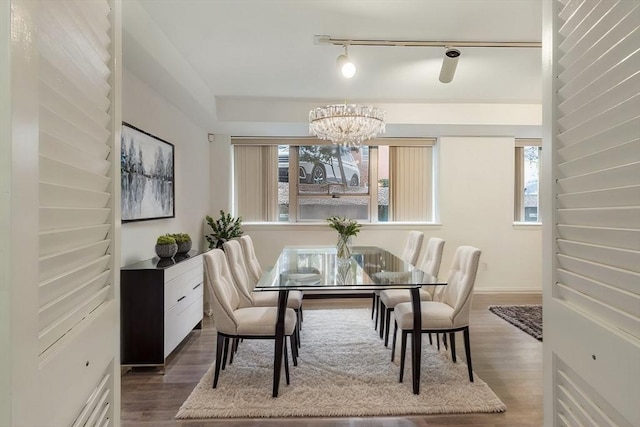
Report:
284,338,290,385
229,338,237,365
436,333,441,350
399,331,408,383
379,301,386,338
428,333,433,345
391,321,398,361
290,334,298,366
463,327,473,382
371,292,376,319
384,308,392,347
213,334,224,388
443,333,448,350
222,337,230,370
449,332,457,362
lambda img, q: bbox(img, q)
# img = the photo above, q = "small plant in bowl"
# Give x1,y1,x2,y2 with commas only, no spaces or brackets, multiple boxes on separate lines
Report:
172,233,192,254
155,234,178,259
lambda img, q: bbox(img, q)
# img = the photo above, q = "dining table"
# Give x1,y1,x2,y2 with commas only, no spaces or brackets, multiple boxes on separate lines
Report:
254,245,445,397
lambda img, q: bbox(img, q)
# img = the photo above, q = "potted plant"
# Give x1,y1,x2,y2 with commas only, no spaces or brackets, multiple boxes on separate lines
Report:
205,210,243,249
155,234,178,259
172,233,192,254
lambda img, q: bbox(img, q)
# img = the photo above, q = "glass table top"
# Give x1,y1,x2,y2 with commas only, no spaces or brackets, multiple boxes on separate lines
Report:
254,245,443,291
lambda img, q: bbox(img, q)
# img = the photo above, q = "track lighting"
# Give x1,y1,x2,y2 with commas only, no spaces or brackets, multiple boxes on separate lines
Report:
439,47,461,83
336,45,356,79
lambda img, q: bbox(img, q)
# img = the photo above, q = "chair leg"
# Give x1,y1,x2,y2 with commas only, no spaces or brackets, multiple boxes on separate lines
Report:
374,294,380,330
213,334,224,388
222,337,230,370
399,331,408,383
384,308,392,347
443,333,448,350
428,333,433,345
391,321,398,362
436,333,441,350
379,300,385,338
229,338,239,365
290,333,298,366
463,327,473,382
284,338,290,385
449,332,457,362
371,292,376,319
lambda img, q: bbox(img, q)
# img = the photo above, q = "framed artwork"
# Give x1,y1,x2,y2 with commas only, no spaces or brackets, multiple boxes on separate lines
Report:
121,122,175,222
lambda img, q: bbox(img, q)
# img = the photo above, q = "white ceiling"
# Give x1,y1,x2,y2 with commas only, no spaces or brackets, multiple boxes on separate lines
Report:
123,0,543,136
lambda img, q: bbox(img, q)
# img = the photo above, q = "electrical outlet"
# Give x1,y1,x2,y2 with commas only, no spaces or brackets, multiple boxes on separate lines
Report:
481,262,488,271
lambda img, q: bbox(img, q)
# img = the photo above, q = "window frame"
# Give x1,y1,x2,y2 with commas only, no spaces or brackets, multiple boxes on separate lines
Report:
514,139,542,224
232,137,436,224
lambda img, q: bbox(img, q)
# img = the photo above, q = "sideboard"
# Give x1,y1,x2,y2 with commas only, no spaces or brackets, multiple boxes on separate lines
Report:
121,250,204,368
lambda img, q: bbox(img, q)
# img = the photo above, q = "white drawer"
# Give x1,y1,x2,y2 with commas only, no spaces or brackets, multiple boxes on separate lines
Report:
164,294,203,358
164,254,202,282
164,263,203,311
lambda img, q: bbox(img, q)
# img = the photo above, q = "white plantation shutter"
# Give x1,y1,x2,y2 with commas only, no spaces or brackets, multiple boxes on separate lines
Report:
35,0,120,425
545,0,640,425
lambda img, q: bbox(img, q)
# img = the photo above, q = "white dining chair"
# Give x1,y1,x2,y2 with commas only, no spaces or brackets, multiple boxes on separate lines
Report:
204,249,298,390
392,245,481,383
373,231,424,336
223,239,303,346
379,237,445,346
239,235,263,286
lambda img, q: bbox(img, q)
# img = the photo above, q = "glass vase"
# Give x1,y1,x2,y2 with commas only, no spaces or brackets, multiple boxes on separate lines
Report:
336,234,352,260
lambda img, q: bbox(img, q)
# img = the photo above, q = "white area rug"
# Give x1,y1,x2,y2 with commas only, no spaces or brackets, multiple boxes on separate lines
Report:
176,308,506,419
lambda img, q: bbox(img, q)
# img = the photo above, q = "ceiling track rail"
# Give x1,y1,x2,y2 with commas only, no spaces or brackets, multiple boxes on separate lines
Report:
314,35,541,48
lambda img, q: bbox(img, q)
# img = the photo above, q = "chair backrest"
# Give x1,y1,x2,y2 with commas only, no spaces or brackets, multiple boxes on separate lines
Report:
419,237,445,300
203,249,240,334
222,239,254,307
239,235,263,287
440,246,481,328
420,237,445,278
401,231,424,265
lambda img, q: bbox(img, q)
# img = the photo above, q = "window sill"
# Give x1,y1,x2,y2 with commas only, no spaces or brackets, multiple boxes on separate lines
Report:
512,221,542,229
243,222,443,231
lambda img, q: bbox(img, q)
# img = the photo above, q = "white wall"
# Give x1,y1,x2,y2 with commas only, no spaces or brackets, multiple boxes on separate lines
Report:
121,69,210,266
208,135,542,292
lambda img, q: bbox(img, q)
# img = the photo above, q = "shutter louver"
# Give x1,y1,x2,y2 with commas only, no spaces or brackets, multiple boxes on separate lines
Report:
555,0,640,340
38,0,113,357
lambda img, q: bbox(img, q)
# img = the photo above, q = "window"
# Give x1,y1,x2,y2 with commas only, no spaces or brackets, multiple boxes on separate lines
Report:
515,140,541,223
234,138,435,223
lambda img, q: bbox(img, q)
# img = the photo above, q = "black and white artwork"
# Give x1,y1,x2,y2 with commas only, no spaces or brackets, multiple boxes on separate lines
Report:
121,123,175,222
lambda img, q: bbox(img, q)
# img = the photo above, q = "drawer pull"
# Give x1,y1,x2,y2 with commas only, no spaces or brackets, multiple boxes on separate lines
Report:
193,283,202,290
177,296,186,302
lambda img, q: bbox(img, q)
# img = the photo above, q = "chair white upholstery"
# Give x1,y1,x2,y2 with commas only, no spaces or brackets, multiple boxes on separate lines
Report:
378,237,445,346
392,245,481,382
239,235,263,287
373,230,424,337
204,249,298,390
401,230,425,265
223,239,303,310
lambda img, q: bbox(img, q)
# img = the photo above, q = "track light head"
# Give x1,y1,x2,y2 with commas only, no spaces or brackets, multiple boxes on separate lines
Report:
439,47,461,83
336,45,356,78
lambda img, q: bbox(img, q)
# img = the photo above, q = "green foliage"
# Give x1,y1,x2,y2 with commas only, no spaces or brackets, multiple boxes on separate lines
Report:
156,235,176,245
326,216,362,238
378,178,389,188
205,210,243,249
171,233,191,243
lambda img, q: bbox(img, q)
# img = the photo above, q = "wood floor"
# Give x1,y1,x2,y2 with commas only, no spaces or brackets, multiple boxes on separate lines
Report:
121,293,543,427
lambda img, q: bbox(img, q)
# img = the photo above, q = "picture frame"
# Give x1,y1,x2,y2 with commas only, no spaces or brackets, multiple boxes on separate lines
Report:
121,122,175,222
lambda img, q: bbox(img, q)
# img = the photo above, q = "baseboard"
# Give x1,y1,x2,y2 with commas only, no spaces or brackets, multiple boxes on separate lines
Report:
303,292,372,299
302,289,541,298
475,288,542,294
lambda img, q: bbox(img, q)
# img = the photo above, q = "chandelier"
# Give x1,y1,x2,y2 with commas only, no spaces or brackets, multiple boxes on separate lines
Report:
309,104,386,147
